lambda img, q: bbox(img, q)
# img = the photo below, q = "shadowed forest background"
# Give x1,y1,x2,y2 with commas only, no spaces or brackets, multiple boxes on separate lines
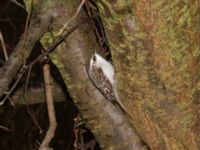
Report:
0,0,200,150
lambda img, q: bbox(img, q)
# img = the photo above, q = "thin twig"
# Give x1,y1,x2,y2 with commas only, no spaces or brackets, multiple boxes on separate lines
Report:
0,31,8,61
0,125,10,132
57,0,86,36
23,66,43,133
8,97,15,107
0,66,26,105
0,31,14,105
21,0,32,66
39,58,57,150
24,66,32,97
10,0,26,9
23,1,33,47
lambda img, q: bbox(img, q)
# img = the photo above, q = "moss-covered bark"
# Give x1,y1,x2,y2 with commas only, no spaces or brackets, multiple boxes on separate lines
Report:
50,0,146,149
97,0,200,149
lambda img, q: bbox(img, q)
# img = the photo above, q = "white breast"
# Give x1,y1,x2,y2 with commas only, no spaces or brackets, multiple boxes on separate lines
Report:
94,53,115,85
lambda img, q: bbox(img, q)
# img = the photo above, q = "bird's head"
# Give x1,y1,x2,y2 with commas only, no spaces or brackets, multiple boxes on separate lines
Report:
89,53,99,69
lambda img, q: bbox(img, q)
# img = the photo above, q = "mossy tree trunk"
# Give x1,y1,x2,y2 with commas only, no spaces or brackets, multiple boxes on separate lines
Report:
97,0,200,149
2,0,199,149
50,0,145,149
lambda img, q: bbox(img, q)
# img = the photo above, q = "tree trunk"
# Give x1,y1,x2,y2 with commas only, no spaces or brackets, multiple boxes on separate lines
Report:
1,0,200,149
49,0,147,149
97,0,200,149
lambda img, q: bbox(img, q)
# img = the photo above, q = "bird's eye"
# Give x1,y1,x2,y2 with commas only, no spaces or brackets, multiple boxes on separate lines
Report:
92,55,96,62
104,88,110,94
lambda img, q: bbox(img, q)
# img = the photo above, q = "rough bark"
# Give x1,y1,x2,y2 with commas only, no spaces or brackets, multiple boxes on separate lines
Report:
97,0,200,149
2,0,199,149
50,0,147,149
0,0,57,99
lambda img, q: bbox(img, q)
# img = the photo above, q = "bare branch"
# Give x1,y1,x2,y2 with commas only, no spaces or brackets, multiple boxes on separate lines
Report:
0,3,57,102
10,0,26,9
0,15,95,106
39,62,57,150
0,31,8,61
0,125,10,132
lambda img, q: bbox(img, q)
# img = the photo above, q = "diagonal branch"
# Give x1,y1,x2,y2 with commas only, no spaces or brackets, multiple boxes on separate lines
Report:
0,15,96,105
0,4,57,99
50,1,148,148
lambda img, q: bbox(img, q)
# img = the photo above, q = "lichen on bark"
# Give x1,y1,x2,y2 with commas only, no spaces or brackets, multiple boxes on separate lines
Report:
97,0,200,149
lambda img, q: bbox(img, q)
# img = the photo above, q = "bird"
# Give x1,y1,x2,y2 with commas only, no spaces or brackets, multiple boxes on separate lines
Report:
87,52,126,113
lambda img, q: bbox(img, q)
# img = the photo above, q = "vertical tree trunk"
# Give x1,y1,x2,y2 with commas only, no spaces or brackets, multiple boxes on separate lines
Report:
97,0,200,149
